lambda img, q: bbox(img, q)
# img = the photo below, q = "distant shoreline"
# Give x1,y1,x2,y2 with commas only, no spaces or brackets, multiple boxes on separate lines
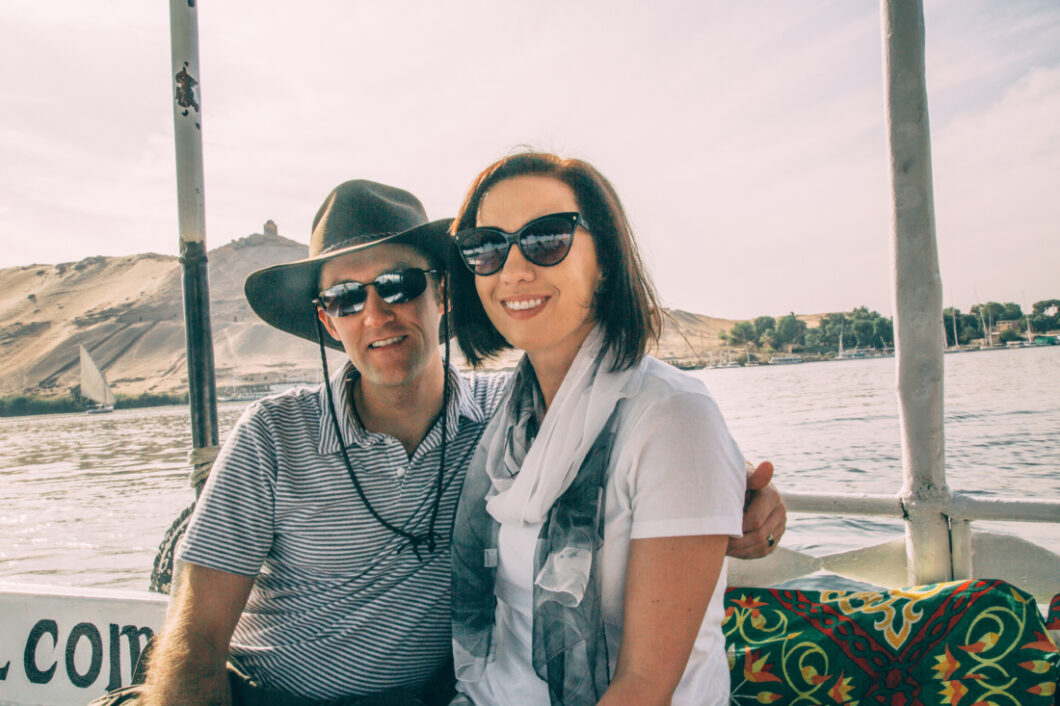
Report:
4,343,1056,418
662,337,1059,371
0,392,185,418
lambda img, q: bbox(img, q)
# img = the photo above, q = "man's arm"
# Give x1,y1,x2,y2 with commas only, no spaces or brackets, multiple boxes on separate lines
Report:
143,561,255,706
727,461,787,559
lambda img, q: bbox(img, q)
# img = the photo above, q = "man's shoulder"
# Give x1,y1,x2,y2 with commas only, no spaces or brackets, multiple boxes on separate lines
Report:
455,369,511,415
250,384,322,413
458,368,512,392
210,384,327,482
229,384,323,437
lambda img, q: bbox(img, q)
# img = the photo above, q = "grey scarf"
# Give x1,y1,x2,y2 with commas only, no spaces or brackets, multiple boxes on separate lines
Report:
451,355,623,705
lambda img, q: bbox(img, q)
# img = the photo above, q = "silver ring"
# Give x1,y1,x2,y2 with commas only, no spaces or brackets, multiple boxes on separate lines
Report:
767,533,775,548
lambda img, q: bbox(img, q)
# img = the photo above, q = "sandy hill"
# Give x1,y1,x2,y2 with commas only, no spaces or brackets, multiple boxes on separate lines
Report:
0,229,744,398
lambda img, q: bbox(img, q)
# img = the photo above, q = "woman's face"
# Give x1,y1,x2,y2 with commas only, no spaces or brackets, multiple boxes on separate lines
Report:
475,175,601,370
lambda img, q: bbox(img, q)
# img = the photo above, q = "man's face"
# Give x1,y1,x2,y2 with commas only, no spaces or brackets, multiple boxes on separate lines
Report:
317,243,444,391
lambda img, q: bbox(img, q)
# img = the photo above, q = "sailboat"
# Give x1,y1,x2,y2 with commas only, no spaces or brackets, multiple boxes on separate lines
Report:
718,346,741,367
79,344,115,414
835,318,865,359
743,341,760,365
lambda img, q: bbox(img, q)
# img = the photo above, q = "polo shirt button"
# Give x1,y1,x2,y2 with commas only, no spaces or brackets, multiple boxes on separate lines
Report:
396,466,407,478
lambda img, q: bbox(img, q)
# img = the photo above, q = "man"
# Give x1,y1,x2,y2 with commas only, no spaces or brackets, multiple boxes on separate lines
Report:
140,181,787,705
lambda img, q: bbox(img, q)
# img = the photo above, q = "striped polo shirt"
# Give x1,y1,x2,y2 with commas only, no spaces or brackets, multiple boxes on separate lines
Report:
178,363,510,700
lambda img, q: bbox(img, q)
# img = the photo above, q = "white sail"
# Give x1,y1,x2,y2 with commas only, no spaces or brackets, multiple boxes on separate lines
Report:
79,344,115,407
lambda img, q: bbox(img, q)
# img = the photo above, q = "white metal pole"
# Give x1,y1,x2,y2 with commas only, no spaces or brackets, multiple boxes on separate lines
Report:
169,0,219,467
169,0,206,253
880,0,951,584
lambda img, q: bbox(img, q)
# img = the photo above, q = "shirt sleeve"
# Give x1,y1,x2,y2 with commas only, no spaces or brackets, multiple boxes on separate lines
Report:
177,402,278,576
617,386,746,541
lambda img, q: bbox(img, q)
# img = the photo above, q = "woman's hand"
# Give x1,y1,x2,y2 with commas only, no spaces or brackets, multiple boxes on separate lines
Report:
598,534,728,706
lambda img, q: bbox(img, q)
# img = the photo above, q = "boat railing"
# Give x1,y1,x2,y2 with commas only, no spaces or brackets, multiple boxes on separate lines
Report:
728,489,1060,606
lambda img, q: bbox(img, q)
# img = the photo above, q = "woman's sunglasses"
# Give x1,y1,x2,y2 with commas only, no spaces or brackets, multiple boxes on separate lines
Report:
315,268,440,317
453,212,590,276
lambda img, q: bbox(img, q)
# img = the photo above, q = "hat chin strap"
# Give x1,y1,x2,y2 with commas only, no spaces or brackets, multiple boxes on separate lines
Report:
314,316,451,559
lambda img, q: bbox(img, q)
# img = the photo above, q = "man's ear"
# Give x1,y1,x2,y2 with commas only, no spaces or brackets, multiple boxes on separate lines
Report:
317,306,340,340
436,273,449,315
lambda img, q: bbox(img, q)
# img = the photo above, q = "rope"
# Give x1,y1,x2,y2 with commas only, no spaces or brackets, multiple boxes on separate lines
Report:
188,444,220,490
150,501,196,594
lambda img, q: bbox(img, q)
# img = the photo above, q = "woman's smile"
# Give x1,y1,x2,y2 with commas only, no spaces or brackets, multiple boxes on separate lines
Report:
500,295,551,316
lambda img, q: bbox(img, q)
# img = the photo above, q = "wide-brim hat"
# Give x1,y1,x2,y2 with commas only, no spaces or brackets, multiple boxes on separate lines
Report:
245,180,453,350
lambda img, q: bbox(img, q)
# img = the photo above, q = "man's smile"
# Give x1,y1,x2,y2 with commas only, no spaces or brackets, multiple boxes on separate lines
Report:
368,335,407,349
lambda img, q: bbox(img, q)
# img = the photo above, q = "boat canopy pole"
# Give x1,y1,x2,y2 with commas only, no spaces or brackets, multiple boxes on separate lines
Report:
881,0,951,584
169,0,219,469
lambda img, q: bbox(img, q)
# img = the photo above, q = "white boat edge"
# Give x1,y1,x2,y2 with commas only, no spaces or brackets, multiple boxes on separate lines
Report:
0,583,165,600
0,584,167,706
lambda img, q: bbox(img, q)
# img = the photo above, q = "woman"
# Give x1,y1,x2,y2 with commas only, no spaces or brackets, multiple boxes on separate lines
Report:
448,152,746,705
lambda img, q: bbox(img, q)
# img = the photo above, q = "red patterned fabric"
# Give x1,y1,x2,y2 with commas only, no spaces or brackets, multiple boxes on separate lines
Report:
723,579,1060,704
1047,592,1060,631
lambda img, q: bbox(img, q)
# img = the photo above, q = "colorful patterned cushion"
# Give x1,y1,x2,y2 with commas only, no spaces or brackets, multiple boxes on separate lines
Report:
1048,592,1060,634
723,579,1059,705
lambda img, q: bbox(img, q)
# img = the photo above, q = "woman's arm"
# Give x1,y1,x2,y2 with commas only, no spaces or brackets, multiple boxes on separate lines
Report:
597,534,729,706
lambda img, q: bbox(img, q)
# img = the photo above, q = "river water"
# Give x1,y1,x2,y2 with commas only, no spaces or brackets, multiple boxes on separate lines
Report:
1,346,1057,591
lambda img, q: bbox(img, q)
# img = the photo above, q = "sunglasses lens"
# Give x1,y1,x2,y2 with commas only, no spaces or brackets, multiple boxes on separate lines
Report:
375,269,428,303
459,230,510,275
520,216,575,267
319,284,367,317
317,269,432,317
457,214,580,275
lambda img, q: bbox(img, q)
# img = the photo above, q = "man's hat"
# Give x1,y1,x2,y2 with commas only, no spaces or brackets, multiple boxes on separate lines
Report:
245,180,452,350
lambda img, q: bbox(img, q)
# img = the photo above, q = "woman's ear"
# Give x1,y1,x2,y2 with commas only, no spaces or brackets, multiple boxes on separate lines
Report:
591,272,607,305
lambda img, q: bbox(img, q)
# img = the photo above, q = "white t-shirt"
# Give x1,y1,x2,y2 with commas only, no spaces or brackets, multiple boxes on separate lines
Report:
458,357,746,705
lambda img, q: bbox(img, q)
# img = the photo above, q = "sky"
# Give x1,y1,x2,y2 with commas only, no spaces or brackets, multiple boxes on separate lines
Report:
1,0,1057,320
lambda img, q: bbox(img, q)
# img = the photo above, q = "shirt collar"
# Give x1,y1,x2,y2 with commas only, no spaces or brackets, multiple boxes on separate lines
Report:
317,361,486,456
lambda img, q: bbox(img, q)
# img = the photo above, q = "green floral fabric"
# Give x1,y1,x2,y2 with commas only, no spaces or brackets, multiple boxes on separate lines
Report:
722,578,1059,705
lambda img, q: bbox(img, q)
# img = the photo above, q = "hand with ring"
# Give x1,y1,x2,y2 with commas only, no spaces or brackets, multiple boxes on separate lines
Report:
727,461,787,560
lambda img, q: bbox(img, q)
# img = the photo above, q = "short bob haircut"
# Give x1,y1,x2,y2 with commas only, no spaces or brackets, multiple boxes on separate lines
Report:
449,152,662,372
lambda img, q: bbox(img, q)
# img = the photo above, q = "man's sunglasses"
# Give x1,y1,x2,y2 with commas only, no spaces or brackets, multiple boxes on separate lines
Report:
314,268,440,317
453,212,590,276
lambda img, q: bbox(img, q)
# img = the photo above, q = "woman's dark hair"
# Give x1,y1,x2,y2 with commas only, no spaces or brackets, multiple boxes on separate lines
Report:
449,151,662,371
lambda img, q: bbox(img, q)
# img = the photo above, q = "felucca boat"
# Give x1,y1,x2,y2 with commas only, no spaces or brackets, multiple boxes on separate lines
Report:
79,345,115,414
1,2,1056,704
